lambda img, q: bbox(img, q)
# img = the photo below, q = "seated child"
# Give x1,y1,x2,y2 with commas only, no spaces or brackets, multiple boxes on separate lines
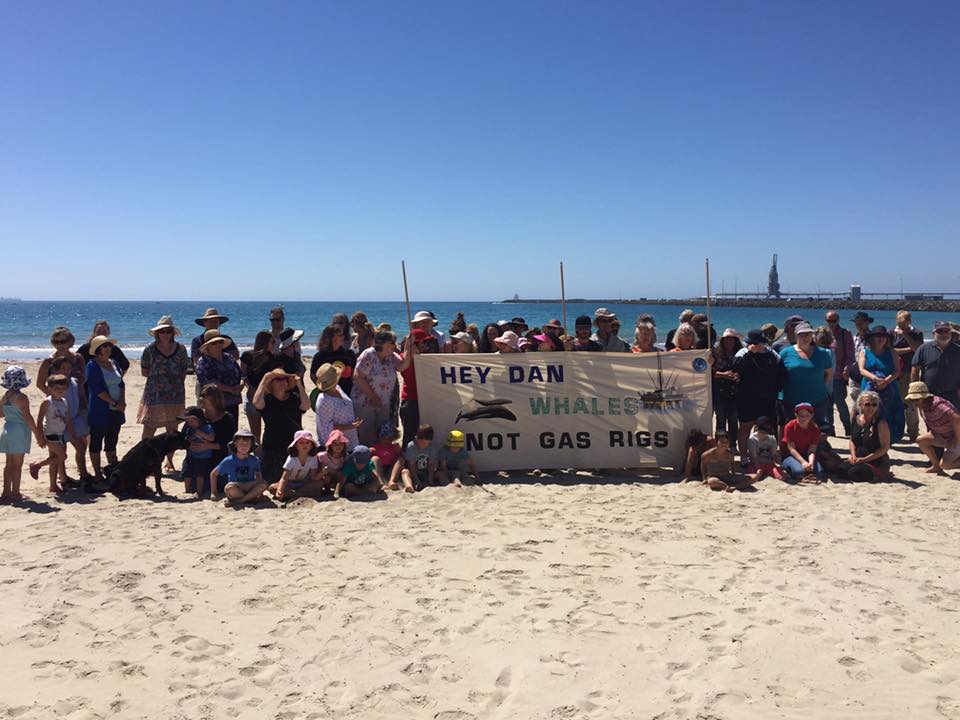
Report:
372,422,407,492
318,429,349,497
746,416,781,481
438,430,476,487
700,431,746,491
402,424,438,491
272,430,323,502
781,402,824,485
681,428,715,481
339,445,384,497
178,405,215,497
211,429,266,506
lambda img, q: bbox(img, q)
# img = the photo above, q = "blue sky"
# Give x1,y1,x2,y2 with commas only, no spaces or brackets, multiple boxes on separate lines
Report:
1,1,957,301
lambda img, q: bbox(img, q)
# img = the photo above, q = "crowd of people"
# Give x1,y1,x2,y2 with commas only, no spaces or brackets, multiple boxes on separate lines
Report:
2,305,958,504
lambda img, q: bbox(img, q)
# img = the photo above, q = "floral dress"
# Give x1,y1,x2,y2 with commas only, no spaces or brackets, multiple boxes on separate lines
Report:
138,342,189,424
353,348,401,410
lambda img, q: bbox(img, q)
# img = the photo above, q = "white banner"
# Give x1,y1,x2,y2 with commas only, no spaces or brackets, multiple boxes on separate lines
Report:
415,350,713,471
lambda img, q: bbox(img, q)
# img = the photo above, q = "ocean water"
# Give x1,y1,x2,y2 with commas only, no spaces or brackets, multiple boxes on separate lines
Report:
0,300,955,360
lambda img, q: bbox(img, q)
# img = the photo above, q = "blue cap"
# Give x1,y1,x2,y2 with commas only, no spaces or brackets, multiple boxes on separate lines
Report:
350,445,371,465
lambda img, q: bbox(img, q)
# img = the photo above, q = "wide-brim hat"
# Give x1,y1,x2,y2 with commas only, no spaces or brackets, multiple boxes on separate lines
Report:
149,315,181,337
594,307,617,322
287,429,318,451
89,335,117,356
852,311,874,323
720,328,741,339
543,319,564,330
200,329,231,352
227,429,258,454
280,328,304,350
413,310,438,326
195,307,229,326
793,322,815,335
0,365,31,390
510,317,528,331
904,381,934,402
451,331,474,345
315,362,342,392
494,331,521,351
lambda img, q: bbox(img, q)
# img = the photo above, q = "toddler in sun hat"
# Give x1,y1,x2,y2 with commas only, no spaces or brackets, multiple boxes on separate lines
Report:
438,430,476,487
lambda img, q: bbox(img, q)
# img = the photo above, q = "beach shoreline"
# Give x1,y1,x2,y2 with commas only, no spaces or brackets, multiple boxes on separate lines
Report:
2,359,959,718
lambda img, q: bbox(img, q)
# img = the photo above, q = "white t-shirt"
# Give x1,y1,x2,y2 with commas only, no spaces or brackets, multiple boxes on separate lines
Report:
282,454,319,481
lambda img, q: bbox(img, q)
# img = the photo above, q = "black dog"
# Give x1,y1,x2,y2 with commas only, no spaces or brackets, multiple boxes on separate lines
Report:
108,431,190,498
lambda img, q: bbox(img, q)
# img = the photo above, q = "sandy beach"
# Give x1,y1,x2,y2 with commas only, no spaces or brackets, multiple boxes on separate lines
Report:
1,359,959,719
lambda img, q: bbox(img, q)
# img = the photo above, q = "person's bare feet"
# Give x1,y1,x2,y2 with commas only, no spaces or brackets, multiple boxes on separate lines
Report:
799,474,821,485
924,465,942,474
29,463,41,480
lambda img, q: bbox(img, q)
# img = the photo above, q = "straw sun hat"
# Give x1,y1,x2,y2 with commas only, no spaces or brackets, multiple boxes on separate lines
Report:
89,335,117,356
148,315,181,337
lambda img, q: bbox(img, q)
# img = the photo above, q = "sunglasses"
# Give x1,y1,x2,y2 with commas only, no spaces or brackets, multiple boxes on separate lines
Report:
934,329,952,335
861,401,879,407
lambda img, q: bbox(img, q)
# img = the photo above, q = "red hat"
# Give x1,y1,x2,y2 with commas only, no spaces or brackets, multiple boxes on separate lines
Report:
411,328,431,343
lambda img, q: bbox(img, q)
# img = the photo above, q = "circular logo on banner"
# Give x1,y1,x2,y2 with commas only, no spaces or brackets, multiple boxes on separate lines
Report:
692,357,708,373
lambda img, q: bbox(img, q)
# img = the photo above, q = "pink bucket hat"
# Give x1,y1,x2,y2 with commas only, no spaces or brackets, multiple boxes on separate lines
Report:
494,331,521,351
287,429,318,450
324,428,350,448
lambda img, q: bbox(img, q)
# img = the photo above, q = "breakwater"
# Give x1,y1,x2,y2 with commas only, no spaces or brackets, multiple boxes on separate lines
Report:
504,298,960,313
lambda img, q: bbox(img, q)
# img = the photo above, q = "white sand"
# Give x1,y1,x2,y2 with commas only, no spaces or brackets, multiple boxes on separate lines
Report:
1,360,959,719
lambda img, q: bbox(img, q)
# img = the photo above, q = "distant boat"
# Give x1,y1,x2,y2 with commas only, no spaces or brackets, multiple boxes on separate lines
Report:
0,297,22,302
639,352,685,410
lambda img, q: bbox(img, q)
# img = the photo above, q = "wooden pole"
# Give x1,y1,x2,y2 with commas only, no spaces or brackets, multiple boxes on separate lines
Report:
560,261,567,332
401,260,413,327
705,258,712,345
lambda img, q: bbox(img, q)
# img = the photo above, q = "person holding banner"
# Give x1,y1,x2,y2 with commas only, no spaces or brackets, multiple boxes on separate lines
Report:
399,329,435,447
591,309,630,352
571,316,602,351
353,331,413,446
670,324,698,352
632,322,657,354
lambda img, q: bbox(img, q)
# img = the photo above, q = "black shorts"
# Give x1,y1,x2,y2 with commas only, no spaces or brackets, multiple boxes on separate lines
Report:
181,456,211,481
45,433,67,444
89,423,121,453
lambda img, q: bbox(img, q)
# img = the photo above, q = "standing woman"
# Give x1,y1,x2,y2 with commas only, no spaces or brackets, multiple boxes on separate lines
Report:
86,336,126,479
240,331,280,446
712,329,742,449
310,325,356,398
778,322,834,428
331,313,353,349
670,324,697,351
845,390,891,481
78,321,130,375
38,326,86,392
138,316,190,471
353,331,413,446
858,326,904,445
38,327,90,481
194,330,242,436
314,363,362,448
632,321,657,353
733,330,787,462
478,323,501,353
253,369,310,485
350,312,376,354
